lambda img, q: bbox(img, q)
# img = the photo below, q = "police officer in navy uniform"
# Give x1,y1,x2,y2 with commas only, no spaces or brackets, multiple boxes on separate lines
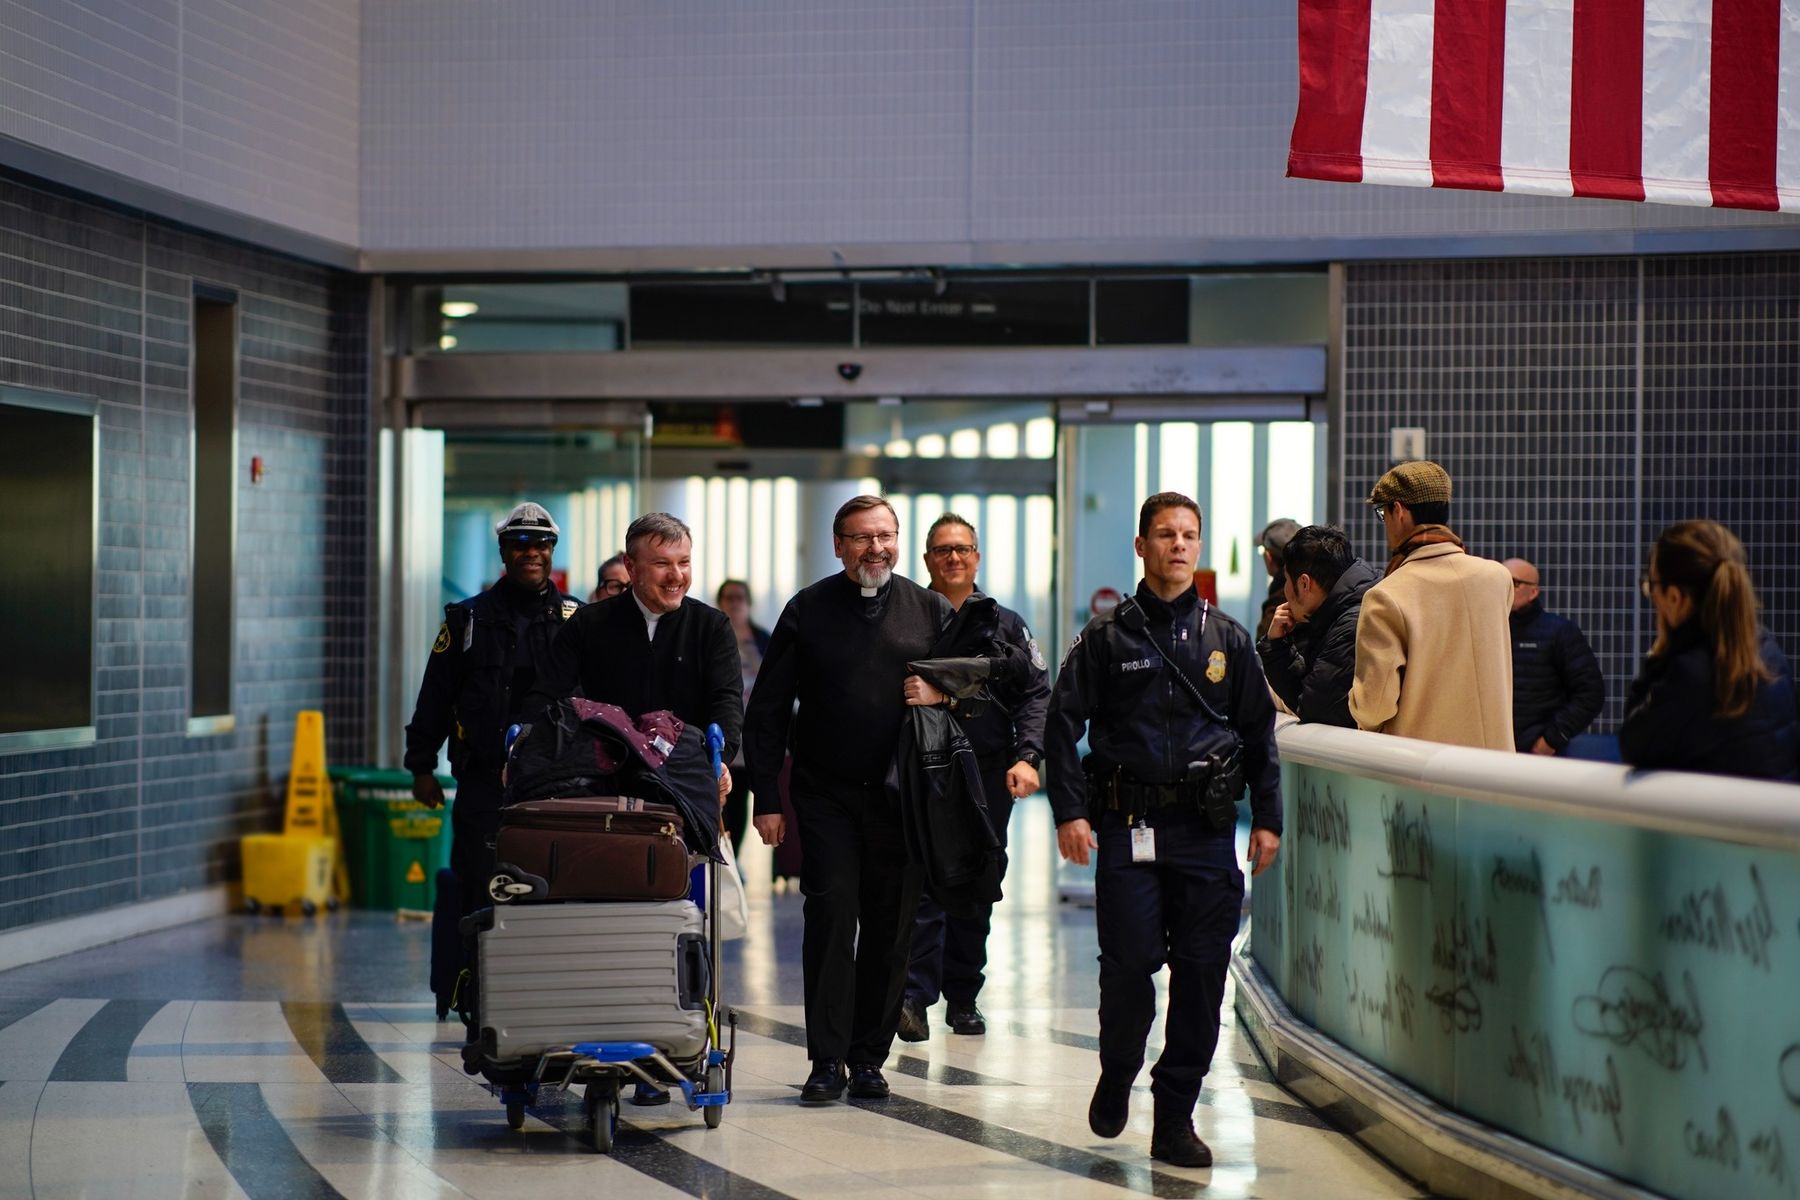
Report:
1046,492,1282,1169
405,502,582,915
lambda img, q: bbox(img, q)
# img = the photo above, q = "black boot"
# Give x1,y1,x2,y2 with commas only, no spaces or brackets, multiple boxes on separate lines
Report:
946,1001,986,1035
1088,1075,1132,1138
800,1058,846,1104
897,995,930,1043
847,1063,891,1099
1150,1097,1213,1168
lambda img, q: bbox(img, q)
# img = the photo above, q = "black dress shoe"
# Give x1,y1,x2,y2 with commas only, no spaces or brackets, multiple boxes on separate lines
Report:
1150,1115,1213,1168
1089,1077,1131,1138
630,1082,671,1106
800,1059,846,1104
946,1001,986,1035
897,996,929,1043
847,1064,890,1099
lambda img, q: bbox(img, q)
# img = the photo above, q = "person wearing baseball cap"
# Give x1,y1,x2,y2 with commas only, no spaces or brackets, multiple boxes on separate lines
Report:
404,500,583,1016
1348,461,1516,750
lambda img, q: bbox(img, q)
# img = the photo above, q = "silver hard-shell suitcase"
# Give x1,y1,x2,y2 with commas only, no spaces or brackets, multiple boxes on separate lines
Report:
477,900,710,1062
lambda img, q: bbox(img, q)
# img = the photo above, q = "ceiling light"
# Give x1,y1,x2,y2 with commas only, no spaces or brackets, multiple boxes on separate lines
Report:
438,334,458,350
792,397,824,408
440,301,479,319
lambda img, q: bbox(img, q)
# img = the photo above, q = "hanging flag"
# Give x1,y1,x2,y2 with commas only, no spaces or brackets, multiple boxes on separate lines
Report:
1289,0,1800,213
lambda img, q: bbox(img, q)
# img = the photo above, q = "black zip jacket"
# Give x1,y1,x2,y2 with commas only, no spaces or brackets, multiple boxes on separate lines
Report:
1046,581,1282,832
950,587,1051,765
524,592,743,763
1619,622,1800,781
894,597,1006,916
404,578,581,782
1256,559,1379,728
1509,600,1606,753
745,572,954,811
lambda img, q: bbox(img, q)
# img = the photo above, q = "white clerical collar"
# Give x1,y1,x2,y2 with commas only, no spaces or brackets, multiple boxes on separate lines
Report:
632,591,666,640
859,585,879,597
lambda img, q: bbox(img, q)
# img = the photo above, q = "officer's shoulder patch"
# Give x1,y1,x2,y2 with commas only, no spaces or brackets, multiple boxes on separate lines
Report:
561,599,579,620
431,622,450,654
1027,636,1046,672
1059,632,1082,667
1205,648,1227,683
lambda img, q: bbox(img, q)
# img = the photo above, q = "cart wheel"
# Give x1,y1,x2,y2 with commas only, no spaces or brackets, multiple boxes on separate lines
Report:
300,899,318,917
703,1066,725,1129
243,898,261,915
325,896,340,912
587,1080,619,1153
505,1099,526,1130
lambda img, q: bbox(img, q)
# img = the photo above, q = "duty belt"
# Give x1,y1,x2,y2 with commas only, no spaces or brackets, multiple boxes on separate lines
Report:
1089,772,1206,812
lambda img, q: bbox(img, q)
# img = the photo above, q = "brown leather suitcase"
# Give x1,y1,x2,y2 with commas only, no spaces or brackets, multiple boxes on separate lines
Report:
490,797,691,904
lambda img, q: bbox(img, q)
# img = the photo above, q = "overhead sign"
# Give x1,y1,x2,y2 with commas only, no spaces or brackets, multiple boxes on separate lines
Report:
1089,586,1122,616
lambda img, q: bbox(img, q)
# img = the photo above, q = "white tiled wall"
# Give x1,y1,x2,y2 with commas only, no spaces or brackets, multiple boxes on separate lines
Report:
1,0,360,247
360,0,1800,256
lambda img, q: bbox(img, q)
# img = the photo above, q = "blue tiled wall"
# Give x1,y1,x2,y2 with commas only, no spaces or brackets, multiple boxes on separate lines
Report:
1341,253,1800,731
0,169,370,932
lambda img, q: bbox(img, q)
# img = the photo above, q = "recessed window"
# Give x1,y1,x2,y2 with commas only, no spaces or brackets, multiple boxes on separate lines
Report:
190,288,237,734
0,388,97,751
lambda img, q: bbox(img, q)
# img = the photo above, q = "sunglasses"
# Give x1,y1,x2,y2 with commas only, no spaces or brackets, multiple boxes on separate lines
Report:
502,533,557,551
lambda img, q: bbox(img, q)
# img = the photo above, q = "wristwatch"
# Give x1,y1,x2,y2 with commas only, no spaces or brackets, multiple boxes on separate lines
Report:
1018,751,1042,769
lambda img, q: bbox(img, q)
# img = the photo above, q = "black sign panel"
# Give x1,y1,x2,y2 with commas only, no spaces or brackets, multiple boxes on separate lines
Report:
857,280,1090,346
630,283,852,345
1096,278,1191,345
649,402,845,450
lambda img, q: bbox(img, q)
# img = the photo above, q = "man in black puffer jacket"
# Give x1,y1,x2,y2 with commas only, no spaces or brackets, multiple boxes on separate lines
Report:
1257,525,1379,727
1504,558,1605,755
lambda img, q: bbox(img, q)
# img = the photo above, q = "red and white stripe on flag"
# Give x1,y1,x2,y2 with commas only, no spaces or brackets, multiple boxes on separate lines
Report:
1289,0,1800,212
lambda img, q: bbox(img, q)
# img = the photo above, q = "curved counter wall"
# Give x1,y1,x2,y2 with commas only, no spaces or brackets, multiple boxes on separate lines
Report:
1234,723,1799,1200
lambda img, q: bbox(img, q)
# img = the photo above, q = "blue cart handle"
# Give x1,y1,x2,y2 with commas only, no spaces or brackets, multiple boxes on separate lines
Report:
706,723,725,779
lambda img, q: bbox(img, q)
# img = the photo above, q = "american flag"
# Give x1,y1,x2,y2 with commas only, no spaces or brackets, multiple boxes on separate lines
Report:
1288,0,1800,212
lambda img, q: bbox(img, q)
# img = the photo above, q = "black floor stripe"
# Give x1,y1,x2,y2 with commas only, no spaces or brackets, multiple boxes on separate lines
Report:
49,999,168,1082
281,1002,403,1084
0,998,49,1037
1007,1020,1278,1085
188,1082,345,1200
533,1093,802,1199
1002,1021,1326,1130
732,1010,1014,1086
844,1091,1205,1198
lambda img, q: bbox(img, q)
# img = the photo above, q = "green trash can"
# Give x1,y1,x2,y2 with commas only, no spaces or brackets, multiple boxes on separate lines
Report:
330,767,455,913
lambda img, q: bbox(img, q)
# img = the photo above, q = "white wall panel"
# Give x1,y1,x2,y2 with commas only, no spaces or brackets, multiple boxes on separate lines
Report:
0,0,359,247
360,0,1798,258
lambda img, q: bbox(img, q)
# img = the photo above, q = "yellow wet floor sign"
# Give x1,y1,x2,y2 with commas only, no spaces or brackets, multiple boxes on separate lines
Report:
406,861,425,884
282,710,350,905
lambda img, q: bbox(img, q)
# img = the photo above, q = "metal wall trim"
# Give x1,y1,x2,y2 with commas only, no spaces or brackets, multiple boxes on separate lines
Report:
400,346,1327,403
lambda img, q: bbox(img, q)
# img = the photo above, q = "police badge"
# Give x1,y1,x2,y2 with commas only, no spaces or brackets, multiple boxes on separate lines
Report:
1205,648,1227,683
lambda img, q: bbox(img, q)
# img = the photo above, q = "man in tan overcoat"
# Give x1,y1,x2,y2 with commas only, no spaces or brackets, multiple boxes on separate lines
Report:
1349,461,1515,751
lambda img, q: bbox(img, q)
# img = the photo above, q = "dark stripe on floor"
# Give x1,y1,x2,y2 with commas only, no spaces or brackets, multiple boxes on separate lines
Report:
733,1010,1013,1087
281,1002,403,1084
533,1094,801,1200
846,1092,1204,1199
188,1082,344,1200
1002,1021,1323,1129
0,998,49,1036
49,999,168,1082
1006,1020,1279,1085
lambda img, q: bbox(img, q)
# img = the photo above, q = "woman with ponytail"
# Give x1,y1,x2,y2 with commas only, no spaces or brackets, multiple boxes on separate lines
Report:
1620,520,1798,780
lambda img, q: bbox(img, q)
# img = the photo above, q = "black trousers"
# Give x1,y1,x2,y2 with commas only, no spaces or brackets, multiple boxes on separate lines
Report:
449,774,503,920
906,762,1013,1007
791,766,922,1065
1092,808,1244,1108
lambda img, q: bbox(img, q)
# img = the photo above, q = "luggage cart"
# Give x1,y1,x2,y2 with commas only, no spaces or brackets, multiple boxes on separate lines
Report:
476,723,736,1152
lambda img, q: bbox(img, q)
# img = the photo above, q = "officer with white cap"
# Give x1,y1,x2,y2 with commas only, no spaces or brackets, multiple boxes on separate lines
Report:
404,502,582,922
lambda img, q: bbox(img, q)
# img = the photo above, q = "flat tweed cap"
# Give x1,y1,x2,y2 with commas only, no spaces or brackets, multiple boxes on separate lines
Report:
1369,460,1452,507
